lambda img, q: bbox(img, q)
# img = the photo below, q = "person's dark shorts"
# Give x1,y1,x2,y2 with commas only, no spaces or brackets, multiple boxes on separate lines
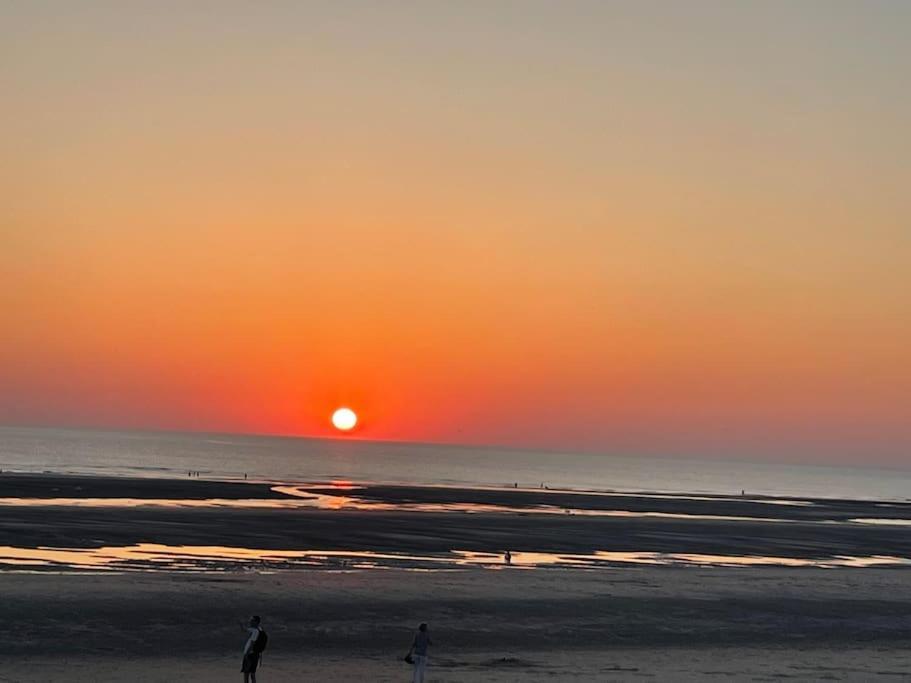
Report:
241,652,260,673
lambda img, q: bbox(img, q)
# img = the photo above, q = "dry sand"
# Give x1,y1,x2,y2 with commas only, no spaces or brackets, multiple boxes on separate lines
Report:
3,567,911,682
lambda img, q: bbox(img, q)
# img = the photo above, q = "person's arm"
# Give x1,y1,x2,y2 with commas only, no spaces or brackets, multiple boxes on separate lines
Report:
243,628,257,655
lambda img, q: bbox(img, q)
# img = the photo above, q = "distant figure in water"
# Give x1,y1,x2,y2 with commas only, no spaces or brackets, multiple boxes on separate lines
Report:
244,473,248,480
240,615,267,683
504,550,512,565
407,622,432,683
514,482,518,488
741,489,745,496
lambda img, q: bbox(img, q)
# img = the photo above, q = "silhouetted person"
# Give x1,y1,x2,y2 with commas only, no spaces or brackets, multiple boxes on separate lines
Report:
407,622,432,683
504,550,512,565
240,615,267,683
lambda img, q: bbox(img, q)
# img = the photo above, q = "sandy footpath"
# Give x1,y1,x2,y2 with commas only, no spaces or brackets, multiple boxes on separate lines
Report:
3,567,911,681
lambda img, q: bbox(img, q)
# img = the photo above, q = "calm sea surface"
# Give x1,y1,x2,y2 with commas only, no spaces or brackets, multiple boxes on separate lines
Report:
1,426,909,501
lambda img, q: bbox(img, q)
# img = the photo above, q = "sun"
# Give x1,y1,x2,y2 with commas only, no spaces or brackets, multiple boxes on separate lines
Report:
331,407,358,432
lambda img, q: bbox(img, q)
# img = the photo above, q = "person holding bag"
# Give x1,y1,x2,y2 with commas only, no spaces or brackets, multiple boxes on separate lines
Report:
404,622,432,683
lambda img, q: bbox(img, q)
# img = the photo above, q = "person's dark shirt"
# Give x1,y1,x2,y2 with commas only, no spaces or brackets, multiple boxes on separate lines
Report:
413,631,431,656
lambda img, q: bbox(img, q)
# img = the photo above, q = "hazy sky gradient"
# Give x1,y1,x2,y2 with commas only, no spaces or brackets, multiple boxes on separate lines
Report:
2,1,909,464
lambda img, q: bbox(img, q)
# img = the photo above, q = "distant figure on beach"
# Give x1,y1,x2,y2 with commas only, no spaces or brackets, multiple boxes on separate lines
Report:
741,489,745,496
406,622,432,683
240,615,268,683
504,550,512,565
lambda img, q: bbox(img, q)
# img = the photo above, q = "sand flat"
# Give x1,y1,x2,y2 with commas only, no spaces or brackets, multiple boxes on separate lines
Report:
3,474,911,564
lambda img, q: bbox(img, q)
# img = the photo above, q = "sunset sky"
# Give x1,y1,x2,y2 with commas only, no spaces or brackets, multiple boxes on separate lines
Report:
2,2,909,464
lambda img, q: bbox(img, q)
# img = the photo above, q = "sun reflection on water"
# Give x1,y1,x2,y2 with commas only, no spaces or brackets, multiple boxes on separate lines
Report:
1,544,908,573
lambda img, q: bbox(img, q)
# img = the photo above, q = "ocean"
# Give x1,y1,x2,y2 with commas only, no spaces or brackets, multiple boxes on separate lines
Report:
1,425,909,501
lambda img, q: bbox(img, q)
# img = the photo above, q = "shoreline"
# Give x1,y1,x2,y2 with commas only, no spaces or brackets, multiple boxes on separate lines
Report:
1,473,911,573
4,471,911,511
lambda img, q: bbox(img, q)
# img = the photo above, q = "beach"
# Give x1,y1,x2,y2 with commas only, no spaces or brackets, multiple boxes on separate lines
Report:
5,567,911,681
2,474,911,567
1,473,911,680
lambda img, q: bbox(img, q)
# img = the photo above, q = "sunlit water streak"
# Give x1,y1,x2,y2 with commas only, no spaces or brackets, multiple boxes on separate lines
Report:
850,518,911,526
271,485,811,522
4,481,908,526
0,497,316,509
1,544,908,573
0,490,814,523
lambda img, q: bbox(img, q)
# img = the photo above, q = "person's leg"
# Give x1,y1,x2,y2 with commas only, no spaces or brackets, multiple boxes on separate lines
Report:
243,653,253,683
412,655,426,683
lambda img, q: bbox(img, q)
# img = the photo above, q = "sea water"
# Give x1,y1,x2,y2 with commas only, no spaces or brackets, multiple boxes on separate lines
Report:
1,425,909,501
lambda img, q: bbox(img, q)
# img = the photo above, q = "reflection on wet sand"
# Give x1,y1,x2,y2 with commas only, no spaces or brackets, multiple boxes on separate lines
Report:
0,489,802,523
0,497,318,509
270,486,804,522
1,543,908,573
850,518,911,526
3,483,906,527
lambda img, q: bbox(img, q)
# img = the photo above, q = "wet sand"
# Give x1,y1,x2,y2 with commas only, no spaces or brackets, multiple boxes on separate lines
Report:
0,473,288,500
2,474,911,563
2,473,911,680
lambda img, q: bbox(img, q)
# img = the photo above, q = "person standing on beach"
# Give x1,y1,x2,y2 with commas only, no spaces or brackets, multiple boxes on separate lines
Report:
407,623,432,683
240,615,267,683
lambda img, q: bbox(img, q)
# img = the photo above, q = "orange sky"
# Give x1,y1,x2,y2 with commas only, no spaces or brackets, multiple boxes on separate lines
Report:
2,2,910,464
